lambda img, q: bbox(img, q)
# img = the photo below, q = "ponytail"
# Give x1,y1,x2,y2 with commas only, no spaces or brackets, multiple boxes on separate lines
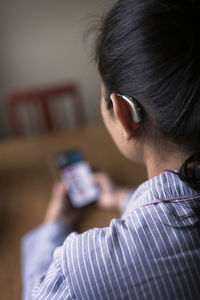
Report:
173,153,200,192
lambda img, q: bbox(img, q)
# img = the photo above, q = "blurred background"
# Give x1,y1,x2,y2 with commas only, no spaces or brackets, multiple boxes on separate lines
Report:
0,1,147,299
0,0,114,138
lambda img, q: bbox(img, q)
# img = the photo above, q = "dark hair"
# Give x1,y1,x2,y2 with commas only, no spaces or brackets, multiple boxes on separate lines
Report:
95,0,200,191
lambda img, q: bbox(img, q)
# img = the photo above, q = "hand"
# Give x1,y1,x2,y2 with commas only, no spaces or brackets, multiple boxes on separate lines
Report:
44,181,82,226
93,172,130,211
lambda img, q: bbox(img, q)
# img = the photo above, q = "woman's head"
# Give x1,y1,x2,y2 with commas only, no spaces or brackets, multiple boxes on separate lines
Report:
96,0,200,161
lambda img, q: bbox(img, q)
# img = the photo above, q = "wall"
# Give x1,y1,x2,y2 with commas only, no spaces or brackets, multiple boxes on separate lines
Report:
0,0,114,138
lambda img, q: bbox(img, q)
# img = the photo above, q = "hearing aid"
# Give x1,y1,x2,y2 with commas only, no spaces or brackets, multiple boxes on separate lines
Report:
117,94,142,123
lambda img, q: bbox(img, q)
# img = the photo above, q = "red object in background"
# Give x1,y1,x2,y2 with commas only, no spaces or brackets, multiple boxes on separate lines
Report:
7,83,86,136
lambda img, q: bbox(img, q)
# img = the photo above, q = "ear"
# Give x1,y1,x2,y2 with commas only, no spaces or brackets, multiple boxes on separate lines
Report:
110,93,141,140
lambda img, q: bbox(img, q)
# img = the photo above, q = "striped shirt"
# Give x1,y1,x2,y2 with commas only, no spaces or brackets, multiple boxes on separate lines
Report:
21,170,200,299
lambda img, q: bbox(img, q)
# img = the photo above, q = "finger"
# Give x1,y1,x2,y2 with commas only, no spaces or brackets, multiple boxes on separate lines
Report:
93,172,110,185
93,173,114,192
93,172,106,182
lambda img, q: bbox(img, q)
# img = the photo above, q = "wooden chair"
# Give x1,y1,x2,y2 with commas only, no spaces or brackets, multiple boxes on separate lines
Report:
7,83,86,136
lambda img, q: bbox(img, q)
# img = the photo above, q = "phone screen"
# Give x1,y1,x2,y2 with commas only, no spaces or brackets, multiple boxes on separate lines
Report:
55,150,99,208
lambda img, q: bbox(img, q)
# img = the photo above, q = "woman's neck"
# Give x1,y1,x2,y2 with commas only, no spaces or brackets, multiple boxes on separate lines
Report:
145,146,188,180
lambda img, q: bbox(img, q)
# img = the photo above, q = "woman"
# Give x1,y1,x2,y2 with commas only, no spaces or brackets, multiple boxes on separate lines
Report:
22,0,200,299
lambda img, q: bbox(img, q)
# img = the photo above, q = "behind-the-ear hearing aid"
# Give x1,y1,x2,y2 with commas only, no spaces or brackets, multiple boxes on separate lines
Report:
117,94,142,123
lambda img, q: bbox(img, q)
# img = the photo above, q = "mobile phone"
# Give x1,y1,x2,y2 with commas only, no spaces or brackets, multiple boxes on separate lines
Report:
55,150,99,208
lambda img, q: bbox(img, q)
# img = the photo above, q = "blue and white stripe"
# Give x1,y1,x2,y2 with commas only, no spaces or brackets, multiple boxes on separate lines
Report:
22,169,200,299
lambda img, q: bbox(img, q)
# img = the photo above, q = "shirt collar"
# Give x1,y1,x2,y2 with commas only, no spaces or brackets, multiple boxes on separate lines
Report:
123,168,200,217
